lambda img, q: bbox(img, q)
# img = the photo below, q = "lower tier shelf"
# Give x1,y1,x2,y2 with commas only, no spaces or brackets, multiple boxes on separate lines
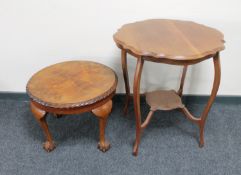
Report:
145,90,184,111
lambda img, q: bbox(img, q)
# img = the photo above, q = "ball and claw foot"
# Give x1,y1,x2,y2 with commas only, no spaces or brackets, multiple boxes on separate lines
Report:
43,141,56,152
97,141,110,152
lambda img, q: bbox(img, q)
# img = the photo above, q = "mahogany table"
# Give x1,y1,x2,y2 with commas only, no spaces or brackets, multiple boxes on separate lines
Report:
26,61,117,152
113,19,225,156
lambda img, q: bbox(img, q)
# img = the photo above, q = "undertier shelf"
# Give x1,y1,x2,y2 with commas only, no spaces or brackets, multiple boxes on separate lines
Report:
145,90,184,111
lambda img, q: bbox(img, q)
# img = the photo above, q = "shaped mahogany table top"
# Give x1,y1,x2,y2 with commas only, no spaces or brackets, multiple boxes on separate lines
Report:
27,61,117,108
114,19,225,61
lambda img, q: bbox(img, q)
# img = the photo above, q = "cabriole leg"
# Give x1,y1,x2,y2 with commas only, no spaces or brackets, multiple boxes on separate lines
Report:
92,100,113,152
30,101,56,152
199,53,221,147
133,58,144,156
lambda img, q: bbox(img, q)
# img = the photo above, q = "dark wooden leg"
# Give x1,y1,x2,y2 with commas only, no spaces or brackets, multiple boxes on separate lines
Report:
178,65,188,97
133,57,144,156
98,118,110,152
121,49,130,115
199,53,221,147
199,123,205,147
30,101,56,152
92,100,112,152
180,53,221,147
53,113,63,118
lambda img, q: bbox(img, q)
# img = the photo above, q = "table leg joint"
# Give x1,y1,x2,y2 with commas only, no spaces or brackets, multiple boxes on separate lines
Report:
180,107,201,124
141,110,155,129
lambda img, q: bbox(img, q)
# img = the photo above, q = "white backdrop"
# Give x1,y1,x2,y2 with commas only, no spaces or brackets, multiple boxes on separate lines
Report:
0,0,240,95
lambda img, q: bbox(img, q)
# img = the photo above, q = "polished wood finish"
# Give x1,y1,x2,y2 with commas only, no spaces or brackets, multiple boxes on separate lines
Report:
114,19,225,61
121,50,130,114
30,101,56,152
133,58,144,156
114,19,224,156
180,54,221,147
27,61,117,108
199,54,221,146
27,61,117,152
92,100,113,152
178,66,188,96
146,90,184,111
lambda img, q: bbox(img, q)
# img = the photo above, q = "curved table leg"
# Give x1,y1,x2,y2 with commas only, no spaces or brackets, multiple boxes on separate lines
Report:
30,101,56,152
92,100,112,152
180,53,221,147
133,57,144,156
199,53,221,147
121,49,130,115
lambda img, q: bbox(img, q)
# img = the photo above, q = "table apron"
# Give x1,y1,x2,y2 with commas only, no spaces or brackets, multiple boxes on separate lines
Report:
30,92,115,115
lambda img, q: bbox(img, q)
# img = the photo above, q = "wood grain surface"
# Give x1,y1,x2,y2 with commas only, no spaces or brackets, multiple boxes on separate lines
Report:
146,90,184,111
114,19,225,61
27,61,117,108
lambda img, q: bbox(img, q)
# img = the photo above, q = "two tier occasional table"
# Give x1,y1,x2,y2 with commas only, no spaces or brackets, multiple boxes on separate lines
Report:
27,61,117,152
113,19,225,156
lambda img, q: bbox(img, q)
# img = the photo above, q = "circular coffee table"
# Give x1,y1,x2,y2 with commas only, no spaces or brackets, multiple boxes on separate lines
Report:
114,19,225,156
26,61,117,152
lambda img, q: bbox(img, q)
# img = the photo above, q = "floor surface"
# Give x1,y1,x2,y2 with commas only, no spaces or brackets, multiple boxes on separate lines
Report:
0,99,240,175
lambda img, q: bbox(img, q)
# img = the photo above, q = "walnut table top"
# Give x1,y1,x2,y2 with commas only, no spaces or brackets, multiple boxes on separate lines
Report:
27,61,117,108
